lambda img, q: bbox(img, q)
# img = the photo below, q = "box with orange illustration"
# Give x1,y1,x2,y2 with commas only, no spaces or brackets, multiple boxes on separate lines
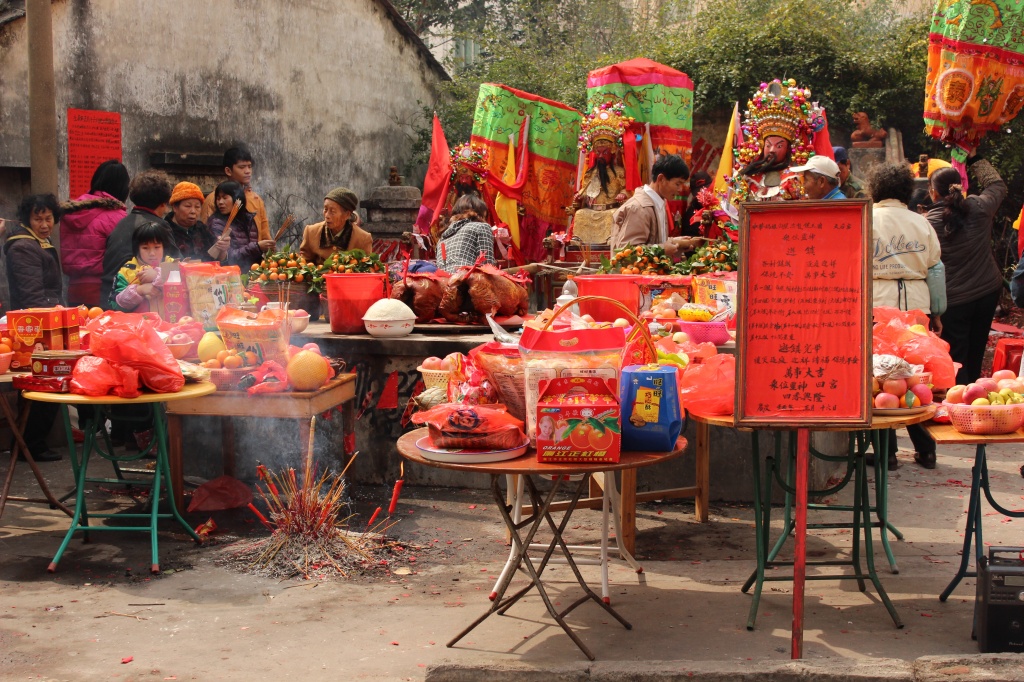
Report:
535,376,620,464
7,308,65,370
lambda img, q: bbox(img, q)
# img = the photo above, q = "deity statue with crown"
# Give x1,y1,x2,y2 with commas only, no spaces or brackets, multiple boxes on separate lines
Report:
729,78,825,203
430,142,494,244
569,102,635,244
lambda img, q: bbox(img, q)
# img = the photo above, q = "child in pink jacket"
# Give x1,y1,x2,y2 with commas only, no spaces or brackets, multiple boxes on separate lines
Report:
60,160,129,306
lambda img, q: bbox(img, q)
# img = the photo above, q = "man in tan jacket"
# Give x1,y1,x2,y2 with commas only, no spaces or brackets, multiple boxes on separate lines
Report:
199,146,271,242
610,154,699,257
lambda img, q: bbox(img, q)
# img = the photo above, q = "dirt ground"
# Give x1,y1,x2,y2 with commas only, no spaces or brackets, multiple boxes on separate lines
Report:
2,430,1023,681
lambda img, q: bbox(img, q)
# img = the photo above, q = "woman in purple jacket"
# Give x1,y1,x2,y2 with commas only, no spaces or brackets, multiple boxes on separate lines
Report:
60,161,130,306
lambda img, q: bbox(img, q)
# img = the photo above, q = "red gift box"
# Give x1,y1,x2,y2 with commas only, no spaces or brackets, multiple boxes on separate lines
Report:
7,308,64,370
536,376,621,464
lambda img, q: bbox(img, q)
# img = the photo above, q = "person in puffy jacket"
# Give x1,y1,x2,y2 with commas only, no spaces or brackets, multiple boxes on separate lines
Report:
208,180,273,272
4,194,64,461
60,160,129,306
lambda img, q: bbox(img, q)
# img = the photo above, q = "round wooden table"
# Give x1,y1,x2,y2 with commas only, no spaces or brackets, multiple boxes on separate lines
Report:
397,428,686,661
24,382,216,574
691,405,937,632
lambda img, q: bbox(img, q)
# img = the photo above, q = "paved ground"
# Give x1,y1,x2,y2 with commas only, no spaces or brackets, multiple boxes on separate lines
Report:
1,429,1023,681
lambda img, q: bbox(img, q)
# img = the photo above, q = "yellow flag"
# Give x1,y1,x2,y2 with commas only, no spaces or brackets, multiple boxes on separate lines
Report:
495,136,520,248
713,102,739,195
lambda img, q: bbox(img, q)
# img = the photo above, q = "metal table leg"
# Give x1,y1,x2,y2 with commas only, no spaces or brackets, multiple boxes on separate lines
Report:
0,398,73,519
449,472,631,661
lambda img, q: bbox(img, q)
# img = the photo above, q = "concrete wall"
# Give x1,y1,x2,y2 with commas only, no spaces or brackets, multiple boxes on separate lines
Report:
0,0,444,226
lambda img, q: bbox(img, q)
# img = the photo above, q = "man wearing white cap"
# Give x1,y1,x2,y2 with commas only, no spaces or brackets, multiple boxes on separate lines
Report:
790,155,845,201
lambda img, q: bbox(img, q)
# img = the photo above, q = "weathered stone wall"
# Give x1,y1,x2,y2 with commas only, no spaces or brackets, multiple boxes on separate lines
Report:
0,0,444,223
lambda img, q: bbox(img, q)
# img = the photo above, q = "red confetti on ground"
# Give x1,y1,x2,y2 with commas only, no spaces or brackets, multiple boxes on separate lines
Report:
390,641,399,646
468,505,477,509
121,656,134,664
920,612,933,617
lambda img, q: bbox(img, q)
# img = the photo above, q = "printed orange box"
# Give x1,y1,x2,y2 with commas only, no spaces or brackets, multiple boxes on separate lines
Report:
7,308,65,370
536,376,620,464
59,306,82,350
692,271,738,311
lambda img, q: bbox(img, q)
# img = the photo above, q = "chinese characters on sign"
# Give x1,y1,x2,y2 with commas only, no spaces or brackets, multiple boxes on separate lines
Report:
736,202,871,427
67,109,122,200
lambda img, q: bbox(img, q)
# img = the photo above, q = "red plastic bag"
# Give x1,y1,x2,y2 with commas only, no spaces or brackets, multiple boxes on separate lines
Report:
112,364,141,399
187,475,253,512
86,311,184,393
70,356,122,397
871,307,956,389
679,354,735,417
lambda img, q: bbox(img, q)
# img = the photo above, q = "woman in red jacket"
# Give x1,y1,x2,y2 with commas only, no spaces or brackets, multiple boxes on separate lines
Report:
60,160,129,306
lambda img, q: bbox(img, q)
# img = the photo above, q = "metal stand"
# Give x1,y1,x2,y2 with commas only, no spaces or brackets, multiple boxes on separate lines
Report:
743,429,904,635
449,472,632,661
940,443,1024,601
47,404,202,574
0,398,73,519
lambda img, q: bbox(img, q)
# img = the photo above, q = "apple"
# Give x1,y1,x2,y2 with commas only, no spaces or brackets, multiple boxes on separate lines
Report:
612,318,629,328
946,385,967,404
169,333,192,345
421,356,444,371
302,343,322,355
874,392,900,409
963,383,989,404
671,331,691,344
580,314,596,324
975,378,999,393
882,378,907,396
910,383,933,406
177,316,194,324
662,321,679,333
992,369,1017,382
441,353,463,372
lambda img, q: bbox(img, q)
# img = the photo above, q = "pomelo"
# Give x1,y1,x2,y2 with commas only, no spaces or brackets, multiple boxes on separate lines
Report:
287,350,330,391
197,332,226,363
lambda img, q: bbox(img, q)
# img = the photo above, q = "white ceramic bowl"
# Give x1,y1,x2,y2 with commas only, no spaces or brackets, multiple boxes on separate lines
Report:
289,310,310,334
363,317,415,338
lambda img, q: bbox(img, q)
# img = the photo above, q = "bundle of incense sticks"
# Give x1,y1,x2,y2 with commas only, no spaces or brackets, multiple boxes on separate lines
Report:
274,215,295,242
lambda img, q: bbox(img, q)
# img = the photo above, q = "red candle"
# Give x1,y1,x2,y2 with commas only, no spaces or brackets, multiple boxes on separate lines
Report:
388,480,404,515
366,506,382,528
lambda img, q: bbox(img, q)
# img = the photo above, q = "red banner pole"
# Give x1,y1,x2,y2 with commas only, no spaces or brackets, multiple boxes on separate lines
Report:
792,428,809,659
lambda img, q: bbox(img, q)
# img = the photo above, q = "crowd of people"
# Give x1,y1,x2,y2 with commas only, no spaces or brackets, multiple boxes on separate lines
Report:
2,145,375,461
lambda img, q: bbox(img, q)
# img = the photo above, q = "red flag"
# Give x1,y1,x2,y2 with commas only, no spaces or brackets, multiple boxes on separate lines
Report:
415,114,450,233
812,109,834,161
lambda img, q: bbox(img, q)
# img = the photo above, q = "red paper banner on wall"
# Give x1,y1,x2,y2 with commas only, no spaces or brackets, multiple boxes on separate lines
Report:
67,109,122,199
735,201,872,427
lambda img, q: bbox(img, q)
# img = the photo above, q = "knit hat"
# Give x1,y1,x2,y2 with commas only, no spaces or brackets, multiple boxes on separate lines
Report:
170,182,205,205
324,187,358,212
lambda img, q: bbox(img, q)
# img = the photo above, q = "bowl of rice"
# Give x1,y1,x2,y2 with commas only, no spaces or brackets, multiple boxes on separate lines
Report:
363,299,416,338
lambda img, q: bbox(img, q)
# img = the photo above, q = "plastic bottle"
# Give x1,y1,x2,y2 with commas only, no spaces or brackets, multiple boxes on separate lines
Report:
555,276,580,315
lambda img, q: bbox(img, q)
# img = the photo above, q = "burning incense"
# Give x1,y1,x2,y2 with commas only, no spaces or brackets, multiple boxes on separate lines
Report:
274,214,295,242
387,462,404,516
224,199,242,232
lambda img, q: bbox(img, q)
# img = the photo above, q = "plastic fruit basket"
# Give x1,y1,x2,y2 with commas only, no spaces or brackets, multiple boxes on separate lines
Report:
945,401,1024,435
662,320,731,346
416,366,451,391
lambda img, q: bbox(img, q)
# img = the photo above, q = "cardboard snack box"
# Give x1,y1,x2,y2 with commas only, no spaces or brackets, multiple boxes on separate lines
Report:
7,308,65,370
536,376,620,464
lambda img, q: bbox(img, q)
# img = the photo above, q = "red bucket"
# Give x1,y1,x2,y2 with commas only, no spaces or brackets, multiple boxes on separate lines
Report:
573,275,641,321
324,273,389,334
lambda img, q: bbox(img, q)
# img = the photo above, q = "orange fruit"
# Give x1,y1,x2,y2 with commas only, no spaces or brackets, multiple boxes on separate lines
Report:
0,343,10,354
88,307,103,319
588,427,614,451
286,260,297,268
243,351,259,366
278,258,287,266
286,350,330,390
202,359,222,369
293,273,304,283
568,423,592,449
216,350,230,364
250,263,259,271
258,274,268,282
222,354,244,369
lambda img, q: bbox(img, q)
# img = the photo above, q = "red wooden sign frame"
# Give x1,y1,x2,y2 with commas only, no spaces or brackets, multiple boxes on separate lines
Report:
735,200,872,428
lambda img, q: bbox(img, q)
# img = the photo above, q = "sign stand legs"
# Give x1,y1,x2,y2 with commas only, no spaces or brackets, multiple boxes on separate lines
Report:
791,428,809,659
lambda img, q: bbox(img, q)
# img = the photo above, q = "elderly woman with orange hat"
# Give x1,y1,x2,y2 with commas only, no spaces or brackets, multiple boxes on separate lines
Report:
165,181,220,261
299,187,373,265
